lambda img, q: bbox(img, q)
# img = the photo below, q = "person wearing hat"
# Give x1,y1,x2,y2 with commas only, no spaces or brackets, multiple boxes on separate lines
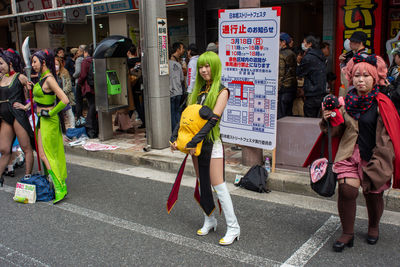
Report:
339,31,368,67
338,31,369,95
206,42,218,54
278,32,297,119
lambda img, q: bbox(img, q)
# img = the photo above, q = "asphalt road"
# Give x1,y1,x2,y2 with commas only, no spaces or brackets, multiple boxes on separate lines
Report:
1,156,399,267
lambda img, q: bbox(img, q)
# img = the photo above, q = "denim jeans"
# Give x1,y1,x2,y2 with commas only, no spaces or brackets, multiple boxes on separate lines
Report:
304,95,324,118
170,95,182,132
277,89,296,119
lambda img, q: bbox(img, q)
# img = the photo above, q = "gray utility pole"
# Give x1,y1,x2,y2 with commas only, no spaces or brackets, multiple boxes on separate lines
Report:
139,0,171,149
239,0,263,166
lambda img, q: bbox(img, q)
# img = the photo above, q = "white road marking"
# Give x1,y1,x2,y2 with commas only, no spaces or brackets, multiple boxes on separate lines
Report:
65,154,400,227
0,242,49,267
281,215,341,267
1,184,281,266
55,202,282,266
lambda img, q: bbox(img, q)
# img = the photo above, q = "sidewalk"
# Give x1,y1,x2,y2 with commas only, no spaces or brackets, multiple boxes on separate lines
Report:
64,130,400,212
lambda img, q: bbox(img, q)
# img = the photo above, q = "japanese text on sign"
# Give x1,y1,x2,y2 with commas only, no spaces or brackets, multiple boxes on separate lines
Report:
219,7,281,150
157,18,169,76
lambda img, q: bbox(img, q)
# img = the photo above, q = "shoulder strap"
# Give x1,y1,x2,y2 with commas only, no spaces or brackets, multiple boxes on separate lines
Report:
39,76,49,88
327,121,333,163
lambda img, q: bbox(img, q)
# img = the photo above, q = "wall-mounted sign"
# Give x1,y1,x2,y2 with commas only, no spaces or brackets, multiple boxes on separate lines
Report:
157,17,169,76
334,0,383,94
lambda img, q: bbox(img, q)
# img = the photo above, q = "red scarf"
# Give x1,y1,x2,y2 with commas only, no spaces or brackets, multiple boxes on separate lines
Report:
376,93,400,188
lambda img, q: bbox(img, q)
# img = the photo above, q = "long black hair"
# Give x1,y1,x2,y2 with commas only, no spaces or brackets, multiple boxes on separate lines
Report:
32,49,56,77
0,48,25,73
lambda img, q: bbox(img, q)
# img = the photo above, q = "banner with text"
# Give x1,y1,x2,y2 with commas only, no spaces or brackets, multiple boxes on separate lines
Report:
219,7,281,150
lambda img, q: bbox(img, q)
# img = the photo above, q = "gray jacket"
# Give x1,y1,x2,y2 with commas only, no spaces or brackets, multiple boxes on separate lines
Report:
169,60,183,97
73,56,84,84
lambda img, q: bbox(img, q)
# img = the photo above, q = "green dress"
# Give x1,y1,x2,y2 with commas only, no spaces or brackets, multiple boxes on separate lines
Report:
33,73,67,184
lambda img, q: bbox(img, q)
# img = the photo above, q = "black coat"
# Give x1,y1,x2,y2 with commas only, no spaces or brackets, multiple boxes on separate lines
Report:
297,48,327,97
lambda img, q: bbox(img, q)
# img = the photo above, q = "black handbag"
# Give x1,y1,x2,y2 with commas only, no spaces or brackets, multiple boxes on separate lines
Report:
309,121,337,197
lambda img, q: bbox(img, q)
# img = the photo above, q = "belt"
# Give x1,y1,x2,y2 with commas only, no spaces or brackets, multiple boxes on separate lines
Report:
0,99,9,103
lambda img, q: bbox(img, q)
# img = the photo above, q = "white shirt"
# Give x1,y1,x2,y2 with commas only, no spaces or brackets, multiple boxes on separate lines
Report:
186,55,199,93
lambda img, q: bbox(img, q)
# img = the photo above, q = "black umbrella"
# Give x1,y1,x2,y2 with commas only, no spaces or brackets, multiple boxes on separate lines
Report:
93,35,133,59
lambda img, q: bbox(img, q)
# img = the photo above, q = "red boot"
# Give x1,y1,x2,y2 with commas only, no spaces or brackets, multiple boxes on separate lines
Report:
333,183,359,252
364,192,384,245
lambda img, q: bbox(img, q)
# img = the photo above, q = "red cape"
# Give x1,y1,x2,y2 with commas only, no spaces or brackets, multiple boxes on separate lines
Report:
302,132,341,168
376,93,400,188
303,93,400,189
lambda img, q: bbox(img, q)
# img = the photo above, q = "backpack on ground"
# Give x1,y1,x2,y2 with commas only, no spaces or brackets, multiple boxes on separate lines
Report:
20,174,55,202
237,165,270,193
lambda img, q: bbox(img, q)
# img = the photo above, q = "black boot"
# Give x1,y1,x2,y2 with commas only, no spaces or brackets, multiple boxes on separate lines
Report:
364,192,384,245
333,183,359,252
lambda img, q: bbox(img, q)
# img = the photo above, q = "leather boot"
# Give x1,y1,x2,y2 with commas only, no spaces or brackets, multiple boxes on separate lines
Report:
197,212,217,236
364,192,384,245
333,183,358,252
48,170,67,204
214,182,240,245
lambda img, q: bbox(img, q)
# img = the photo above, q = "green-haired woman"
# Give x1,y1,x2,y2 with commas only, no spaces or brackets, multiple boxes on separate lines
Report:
170,51,240,245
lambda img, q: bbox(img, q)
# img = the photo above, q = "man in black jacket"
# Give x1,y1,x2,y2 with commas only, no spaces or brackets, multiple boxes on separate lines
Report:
297,35,327,118
278,33,297,119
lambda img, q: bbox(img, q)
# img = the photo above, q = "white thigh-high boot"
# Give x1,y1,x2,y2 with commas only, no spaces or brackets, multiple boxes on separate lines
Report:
214,182,240,245
197,212,217,236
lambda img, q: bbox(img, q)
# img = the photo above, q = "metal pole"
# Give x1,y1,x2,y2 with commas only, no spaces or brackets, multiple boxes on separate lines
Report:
239,0,263,166
16,17,22,51
139,0,171,149
91,0,97,49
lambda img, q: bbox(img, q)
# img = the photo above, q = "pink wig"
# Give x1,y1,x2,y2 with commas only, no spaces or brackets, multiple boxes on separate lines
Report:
343,55,387,86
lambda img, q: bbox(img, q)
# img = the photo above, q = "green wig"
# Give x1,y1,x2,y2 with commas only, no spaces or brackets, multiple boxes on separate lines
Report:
189,51,223,142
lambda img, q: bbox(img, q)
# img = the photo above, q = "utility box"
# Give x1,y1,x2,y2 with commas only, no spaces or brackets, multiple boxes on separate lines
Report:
93,35,133,140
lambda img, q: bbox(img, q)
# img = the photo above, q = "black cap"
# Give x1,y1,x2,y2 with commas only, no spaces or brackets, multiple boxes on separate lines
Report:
349,31,367,44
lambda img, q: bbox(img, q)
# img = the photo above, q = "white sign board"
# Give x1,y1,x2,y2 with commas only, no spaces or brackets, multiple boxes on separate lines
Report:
219,7,281,150
157,18,169,76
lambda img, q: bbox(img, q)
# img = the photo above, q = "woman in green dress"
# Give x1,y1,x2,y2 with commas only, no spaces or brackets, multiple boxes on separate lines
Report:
31,49,69,203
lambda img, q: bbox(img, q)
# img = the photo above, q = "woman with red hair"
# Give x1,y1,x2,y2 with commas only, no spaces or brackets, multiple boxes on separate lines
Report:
321,53,400,252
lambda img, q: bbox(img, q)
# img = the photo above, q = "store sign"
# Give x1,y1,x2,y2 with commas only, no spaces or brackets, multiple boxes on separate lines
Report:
66,7,86,23
157,18,169,76
219,7,281,150
132,0,187,9
19,0,82,21
83,0,133,14
334,0,383,94
22,14,45,22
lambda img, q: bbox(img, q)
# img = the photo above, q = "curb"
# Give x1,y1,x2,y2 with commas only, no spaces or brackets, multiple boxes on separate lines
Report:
65,145,400,212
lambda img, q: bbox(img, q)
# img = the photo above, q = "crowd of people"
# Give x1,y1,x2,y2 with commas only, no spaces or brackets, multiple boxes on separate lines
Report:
279,31,400,120
0,43,102,202
0,29,399,250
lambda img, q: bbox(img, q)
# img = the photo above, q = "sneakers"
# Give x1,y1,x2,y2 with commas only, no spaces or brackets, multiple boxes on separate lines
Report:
4,169,15,177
